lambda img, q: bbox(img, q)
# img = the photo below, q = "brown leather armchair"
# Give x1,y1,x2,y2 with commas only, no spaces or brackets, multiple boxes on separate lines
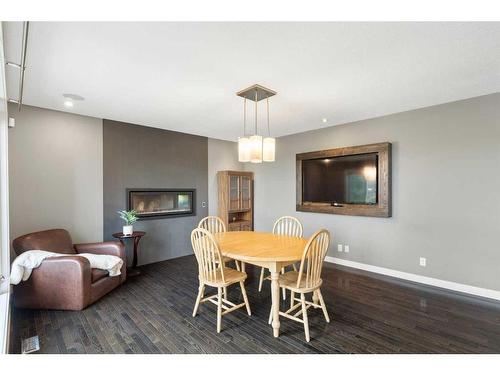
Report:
12,229,126,310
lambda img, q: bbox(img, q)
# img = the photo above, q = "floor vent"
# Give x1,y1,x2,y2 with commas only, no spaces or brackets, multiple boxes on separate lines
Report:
22,335,40,354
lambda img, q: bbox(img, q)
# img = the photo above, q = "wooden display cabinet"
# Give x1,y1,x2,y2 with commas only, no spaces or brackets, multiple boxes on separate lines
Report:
217,170,254,231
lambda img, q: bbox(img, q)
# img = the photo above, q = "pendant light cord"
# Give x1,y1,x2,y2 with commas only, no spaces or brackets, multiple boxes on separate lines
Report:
254,89,258,135
243,98,247,136
266,96,271,137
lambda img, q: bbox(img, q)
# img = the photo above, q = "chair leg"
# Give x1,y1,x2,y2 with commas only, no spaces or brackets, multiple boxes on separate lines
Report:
192,283,205,317
223,287,228,300
258,267,265,292
240,281,252,316
217,287,223,333
300,293,310,342
292,263,297,272
316,289,330,323
235,260,240,271
312,290,320,308
268,305,273,325
290,291,295,309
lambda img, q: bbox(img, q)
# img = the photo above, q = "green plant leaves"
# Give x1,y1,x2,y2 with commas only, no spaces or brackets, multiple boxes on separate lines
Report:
117,210,138,225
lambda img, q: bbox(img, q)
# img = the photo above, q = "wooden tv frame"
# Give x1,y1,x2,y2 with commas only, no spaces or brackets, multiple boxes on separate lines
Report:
296,142,392,218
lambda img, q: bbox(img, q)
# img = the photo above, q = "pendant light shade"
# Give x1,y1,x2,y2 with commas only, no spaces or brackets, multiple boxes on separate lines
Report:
263,137,275,162
249,135,263,163
238,137,251,162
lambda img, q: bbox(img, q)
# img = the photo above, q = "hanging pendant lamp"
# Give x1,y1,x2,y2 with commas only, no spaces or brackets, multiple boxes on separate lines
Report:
236,84,276,163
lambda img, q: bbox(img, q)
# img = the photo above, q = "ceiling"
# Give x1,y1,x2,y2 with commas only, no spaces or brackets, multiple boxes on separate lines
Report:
3,22,500,141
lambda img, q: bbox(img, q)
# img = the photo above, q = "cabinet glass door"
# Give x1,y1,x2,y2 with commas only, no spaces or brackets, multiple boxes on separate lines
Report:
240,176,251,210
229,175,240,211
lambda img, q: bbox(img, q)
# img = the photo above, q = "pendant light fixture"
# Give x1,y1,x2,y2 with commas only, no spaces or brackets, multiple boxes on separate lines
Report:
236,84,276,163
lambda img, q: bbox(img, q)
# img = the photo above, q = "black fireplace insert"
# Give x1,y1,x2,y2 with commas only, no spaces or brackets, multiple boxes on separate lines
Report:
127,189,195,219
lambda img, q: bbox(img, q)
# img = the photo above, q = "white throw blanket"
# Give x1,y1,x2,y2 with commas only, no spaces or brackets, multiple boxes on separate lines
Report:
10,250,123,285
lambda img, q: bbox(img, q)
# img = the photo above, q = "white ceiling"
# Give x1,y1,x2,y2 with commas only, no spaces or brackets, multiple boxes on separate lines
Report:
3,22,500,141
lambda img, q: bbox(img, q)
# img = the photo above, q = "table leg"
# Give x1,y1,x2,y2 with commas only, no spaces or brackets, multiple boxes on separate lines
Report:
128,237,142,277
132,237,141,268
270,266,280,338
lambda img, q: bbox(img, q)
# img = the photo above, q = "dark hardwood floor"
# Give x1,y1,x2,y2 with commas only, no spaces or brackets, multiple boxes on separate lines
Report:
10,255,500,354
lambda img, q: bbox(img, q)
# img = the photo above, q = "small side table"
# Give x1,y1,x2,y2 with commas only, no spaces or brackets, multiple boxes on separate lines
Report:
112,231,146,277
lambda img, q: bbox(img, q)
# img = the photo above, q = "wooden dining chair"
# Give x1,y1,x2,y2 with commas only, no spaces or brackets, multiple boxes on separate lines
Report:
198,216,239,299
198,215,226,234
191,228,252,333
198,215,240,271
258,216,303,299
268,229,330,342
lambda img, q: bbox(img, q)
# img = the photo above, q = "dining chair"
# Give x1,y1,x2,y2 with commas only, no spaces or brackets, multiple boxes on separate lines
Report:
191,228,252,333
268,229,330,342
258,216,303,299
198,216,240,292
198,215,226,234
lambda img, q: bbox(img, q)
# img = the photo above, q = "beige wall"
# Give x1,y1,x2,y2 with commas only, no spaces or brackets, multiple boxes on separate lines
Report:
207,138,242,216
8,105,103,245
246,93,500,291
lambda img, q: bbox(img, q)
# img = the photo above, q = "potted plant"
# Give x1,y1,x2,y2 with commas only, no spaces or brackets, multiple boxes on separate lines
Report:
118,210,138,236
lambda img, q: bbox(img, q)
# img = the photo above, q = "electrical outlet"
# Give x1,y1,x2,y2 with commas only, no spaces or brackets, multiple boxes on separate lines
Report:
337,244,343,252
344,245,350,253
419,257,426,267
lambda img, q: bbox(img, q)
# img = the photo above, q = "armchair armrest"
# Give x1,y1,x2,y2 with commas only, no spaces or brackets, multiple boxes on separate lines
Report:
74,241,125,259
14,256,92,310
74,241,126,282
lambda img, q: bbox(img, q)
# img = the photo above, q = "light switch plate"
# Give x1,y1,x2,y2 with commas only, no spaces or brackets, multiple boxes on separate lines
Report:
337,244,343,252
419,257,427,267
344,245,350,253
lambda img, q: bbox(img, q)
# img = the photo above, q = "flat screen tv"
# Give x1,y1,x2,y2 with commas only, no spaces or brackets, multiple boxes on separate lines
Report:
302,153,378,205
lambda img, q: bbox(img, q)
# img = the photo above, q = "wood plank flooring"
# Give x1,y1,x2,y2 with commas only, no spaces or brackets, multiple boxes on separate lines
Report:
10,255,500,353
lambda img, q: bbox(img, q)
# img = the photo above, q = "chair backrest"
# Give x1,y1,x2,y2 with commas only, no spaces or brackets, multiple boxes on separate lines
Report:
198,216,226,234
296,229,330,289
272,216,303,237
191,227,225,283
12,228,76,255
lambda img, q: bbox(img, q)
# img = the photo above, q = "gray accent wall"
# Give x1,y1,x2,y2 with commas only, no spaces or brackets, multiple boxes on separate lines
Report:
246,93,500,291
103,120,208,265
8,104,103,245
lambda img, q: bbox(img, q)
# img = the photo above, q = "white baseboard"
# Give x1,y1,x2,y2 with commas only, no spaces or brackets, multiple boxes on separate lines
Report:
325,256,500,302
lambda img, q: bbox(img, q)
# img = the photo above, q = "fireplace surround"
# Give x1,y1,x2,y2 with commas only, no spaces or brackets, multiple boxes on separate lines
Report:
127,189,195,219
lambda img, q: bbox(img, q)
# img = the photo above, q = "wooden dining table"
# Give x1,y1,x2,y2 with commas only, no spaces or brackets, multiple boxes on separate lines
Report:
214,231,307,338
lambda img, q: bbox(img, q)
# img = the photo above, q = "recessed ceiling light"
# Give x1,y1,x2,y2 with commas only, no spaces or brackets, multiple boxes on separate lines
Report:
63,93,84,101
62,93,84,109
322,118,328,123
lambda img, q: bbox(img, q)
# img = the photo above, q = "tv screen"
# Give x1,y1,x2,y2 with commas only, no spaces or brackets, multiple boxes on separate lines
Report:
302,153,378,205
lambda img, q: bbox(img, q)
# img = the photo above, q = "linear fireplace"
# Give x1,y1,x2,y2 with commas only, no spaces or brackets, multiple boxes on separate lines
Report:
127,189,195,219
